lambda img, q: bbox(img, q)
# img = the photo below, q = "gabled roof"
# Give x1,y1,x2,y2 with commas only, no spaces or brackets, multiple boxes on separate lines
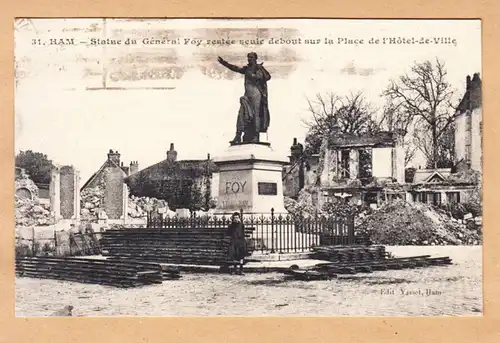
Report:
80,159,125,191
425,172,447,183
412,169,451,184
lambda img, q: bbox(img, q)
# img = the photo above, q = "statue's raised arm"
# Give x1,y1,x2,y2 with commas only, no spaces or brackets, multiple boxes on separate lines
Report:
217,56,247,74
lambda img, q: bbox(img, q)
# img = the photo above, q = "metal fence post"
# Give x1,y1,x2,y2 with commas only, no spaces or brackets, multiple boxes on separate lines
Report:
348,213,355,245
31,226,36,257
270,208,275,253
54,226,58,249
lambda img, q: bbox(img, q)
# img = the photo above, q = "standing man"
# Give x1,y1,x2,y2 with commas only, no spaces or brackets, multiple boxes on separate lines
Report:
217,52,271,144
226,212,248,274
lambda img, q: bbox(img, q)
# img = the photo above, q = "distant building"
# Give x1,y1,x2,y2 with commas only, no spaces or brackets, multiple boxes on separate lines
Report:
80,149,137,192
282,138,320,199
79,149,139,219
317,128,406,208
125,143,218,210
284,73,483,210
406,168,476,206
283,127,406,208
406,73,482,206
454,73,482,172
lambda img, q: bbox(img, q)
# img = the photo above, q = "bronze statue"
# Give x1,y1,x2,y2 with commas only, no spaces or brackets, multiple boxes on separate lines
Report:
217,52,271,144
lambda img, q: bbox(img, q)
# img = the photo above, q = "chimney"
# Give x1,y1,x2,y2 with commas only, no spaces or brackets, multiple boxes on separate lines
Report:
129,161,139,175
466,75,471,90
107,149,121,166
290,137,304,163
166,143,177,162
470,73,482,109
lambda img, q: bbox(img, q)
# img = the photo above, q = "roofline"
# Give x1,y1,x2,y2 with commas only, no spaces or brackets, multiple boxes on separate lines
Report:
422,171,447,183
124,158,218,181
80,159,123,191
329,142,396,149
409,182,476,189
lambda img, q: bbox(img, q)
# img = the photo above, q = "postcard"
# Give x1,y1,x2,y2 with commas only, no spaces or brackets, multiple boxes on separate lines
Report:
14,18,482,317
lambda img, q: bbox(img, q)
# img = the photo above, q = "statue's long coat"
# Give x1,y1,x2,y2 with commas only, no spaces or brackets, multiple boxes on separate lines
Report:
222,61,271,133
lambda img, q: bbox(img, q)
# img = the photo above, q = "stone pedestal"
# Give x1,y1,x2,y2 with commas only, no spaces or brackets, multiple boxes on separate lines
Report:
213,143,288,214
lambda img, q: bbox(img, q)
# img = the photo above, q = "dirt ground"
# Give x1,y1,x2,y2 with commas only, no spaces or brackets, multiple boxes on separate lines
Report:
15,246,482,317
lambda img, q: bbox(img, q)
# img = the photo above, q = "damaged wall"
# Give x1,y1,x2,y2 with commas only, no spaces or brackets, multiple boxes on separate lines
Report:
372,147,393,179
319,146,338,187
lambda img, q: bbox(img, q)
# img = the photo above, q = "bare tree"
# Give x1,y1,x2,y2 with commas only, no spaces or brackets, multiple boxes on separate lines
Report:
403,139,419,167
383,59,455,168
413,121,455,168
379,100,413,134
303,91,379,153
379,100,418,166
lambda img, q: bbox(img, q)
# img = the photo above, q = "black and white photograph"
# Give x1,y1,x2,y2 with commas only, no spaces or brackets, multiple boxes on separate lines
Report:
14,18,482,317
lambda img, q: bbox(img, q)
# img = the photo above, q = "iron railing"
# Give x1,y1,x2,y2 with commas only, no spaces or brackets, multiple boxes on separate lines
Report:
146,208,355,254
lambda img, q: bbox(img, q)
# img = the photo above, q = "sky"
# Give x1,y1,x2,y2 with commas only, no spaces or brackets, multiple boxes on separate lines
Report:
14,19,481,184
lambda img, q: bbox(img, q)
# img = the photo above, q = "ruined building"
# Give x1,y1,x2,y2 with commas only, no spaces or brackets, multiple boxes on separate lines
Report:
284,73,482,209
282,138,320,199
406,73,482,206
81,149,138,192
80,149,136,219
283,127,406,208
454,73,482,172
316,128,406,208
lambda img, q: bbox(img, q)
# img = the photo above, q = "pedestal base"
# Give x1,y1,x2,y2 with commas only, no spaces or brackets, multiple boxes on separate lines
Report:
213,143,288,215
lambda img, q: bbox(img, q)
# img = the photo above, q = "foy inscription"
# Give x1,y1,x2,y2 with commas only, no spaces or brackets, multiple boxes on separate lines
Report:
225,181,247,194
220,178,251,210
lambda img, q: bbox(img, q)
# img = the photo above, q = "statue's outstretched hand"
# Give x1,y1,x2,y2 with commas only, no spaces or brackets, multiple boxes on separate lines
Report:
217,56,225,64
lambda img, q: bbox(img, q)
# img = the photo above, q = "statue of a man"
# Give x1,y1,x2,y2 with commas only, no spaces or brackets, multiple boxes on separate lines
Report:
217,52,271,144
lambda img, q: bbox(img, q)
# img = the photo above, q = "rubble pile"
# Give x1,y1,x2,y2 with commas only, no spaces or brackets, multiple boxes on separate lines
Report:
81,189,176,221
128,195,171,218
357,199,481,246
15,196,54,227
15,169,53,227
15,171,39,198
284,188,321,218
80,187,105,221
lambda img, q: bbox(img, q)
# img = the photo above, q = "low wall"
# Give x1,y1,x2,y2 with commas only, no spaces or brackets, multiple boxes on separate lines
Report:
15,222,102,258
